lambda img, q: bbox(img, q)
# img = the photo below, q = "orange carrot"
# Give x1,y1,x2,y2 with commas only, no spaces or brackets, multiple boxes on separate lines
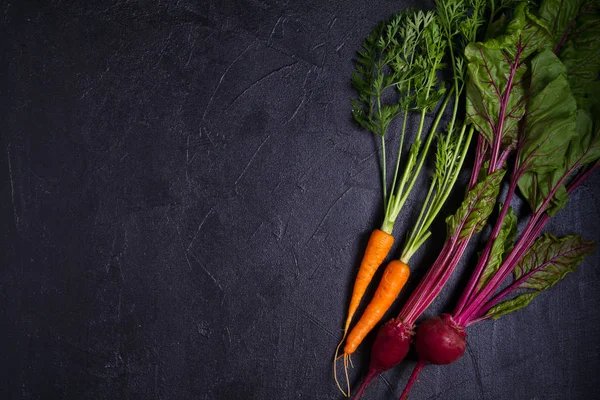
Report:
344,229,395,334
334,229,394,396
344,259,410,355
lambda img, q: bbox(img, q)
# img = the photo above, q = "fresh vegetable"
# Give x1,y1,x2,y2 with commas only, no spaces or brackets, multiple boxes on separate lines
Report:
342,0,480,351
354,166,503,398
341,124,474,358
413,314,466,365
343,260,410,355
351,0,600,398
344,228,395,337
395,0,600,397
399,314,467,400
351,319,413,400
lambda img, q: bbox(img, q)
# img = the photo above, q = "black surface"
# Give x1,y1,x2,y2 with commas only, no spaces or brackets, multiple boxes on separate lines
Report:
2,1,600,399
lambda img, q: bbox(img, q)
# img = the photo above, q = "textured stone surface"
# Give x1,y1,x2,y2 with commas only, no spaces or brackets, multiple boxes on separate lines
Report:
1,1,599,399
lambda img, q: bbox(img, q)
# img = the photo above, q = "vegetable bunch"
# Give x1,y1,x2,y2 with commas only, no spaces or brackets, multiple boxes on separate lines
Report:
338,0,600,398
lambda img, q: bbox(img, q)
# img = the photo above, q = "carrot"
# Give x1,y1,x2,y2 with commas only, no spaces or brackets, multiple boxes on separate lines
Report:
344,229,395,334
344,260,410,355
334,259,409,397
334,228,393,396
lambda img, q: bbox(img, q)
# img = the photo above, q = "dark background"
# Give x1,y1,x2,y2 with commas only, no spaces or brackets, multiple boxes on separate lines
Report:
2,0,599,399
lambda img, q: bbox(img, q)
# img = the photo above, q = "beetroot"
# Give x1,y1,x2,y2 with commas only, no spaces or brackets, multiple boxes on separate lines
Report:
396,315,467,400
353,319,412,399
415,314,466,365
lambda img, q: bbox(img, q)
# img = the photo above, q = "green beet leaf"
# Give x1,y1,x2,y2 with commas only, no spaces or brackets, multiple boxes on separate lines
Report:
517,49,577,174
465,4,552,152
518,85,599,216
477,206,517,290
538,0,584,39
487,234,595,319
516,49,578,214
539,0,600,108
487,292,540,320
446,168,505,242
515,170,569,216
569,107,600,168
514,234,595,289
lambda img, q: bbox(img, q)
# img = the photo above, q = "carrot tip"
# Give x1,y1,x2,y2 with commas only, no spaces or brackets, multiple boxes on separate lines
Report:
333,336,351,397
344,355,350,397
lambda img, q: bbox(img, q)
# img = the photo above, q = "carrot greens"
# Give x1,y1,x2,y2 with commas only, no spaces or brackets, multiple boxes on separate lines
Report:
351,10,449,235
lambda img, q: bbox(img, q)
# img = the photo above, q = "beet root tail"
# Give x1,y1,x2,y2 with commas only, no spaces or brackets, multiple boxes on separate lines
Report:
352,369,377,400
399,360,426,400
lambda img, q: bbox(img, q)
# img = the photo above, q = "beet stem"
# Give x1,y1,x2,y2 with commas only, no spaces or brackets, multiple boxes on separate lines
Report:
352,369,377,400
456,153,599,325
453,165,521,316
468,136,486,189
399,360,427,400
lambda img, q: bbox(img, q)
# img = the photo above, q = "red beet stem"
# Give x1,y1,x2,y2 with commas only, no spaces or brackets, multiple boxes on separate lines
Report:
399,360,427,400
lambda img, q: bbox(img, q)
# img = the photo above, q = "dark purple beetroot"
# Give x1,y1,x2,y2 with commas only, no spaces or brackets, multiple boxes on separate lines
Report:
414,314,467,365
353,318,413,399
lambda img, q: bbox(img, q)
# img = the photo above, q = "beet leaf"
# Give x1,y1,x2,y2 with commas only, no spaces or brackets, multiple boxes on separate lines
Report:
476,206,517,290
445,168,505,242
517,50,577,174
486,234,595,319
465,4,552,170
516,49,578,214
540,0,600,105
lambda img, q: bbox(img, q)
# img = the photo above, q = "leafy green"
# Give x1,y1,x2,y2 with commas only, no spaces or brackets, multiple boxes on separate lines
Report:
515,170,569,216
539,0,600,107
516,50,578,214
446,168,505,241
351,13,410,137
518,1,600,215
465,4,552,153
538,0,585,37
452,0,599,329
518,50,577,174
486,292,540,320
465,44,524,150
487,234,595,319
477,206,517,290
569,110,600,167
514,234,594,288
517,84,599,216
